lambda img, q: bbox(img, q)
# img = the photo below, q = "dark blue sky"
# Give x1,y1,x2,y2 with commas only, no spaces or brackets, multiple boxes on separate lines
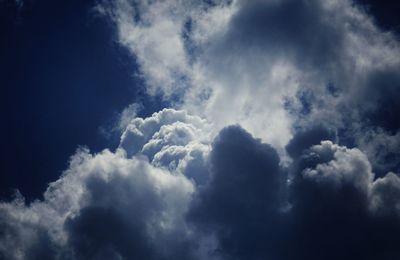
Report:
0,0,398,200
0,0,168,199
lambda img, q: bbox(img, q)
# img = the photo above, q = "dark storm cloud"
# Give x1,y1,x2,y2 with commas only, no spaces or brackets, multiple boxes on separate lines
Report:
220,0,345,70
286,125,337,159
64,175,161,260
286,140,400,260
360,67,400,131
65,175,196,260
189,126,286,260
341,67,400,175
188,127,400,260
205,0,356,94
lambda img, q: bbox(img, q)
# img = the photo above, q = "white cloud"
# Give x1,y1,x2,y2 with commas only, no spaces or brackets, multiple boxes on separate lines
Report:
302,141,373,193
370,172,400,217
300,140,400,216
0,146,196,259
0,109,215,259
103,0,400,162
118,108,211,184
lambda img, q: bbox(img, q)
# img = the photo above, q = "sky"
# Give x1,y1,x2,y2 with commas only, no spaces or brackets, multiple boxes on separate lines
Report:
0,0,400,259
0,0,169,199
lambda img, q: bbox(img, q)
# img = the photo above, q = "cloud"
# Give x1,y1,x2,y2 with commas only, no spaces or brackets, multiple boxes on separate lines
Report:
2,0,400,259
0,146,196,259
188,125,286,260
119,108,211,183
1,113,400,259
287,140,400,260
0,109,211,259
103,0,400,167
63,151,195,260
285,125,337,159
189,127,400,260
370,172,400,217
354,127,400,176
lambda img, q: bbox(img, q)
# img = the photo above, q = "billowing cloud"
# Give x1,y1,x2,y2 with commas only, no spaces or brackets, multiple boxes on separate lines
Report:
101,0,400,164
189,125,286,260
0,109,210,260
2,0,400,259
0,146,196,259
119,108,211,183
2,115,400,259
287,139,400,259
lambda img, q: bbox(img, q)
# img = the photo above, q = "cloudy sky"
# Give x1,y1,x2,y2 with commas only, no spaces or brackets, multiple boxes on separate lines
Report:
1,0,400,259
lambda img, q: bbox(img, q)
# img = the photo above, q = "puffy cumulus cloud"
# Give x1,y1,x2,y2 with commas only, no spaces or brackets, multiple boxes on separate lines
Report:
301,141,373,192
191,126,400,260
286,139,400,260
119,108,211,184
102,0,400,169
1,115,400,259
0,146,196,260
0,195,61,260
0,109,210,259
370,172,400,218
63,151,196,260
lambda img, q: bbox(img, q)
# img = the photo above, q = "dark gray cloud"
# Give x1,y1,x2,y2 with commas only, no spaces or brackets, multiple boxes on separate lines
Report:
360,68,400,131
64,175,196,260
286,140,400,260
286,125,337,159
214,0,346,72
1,123,400,260
189,125,286,260
187,127,400,260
